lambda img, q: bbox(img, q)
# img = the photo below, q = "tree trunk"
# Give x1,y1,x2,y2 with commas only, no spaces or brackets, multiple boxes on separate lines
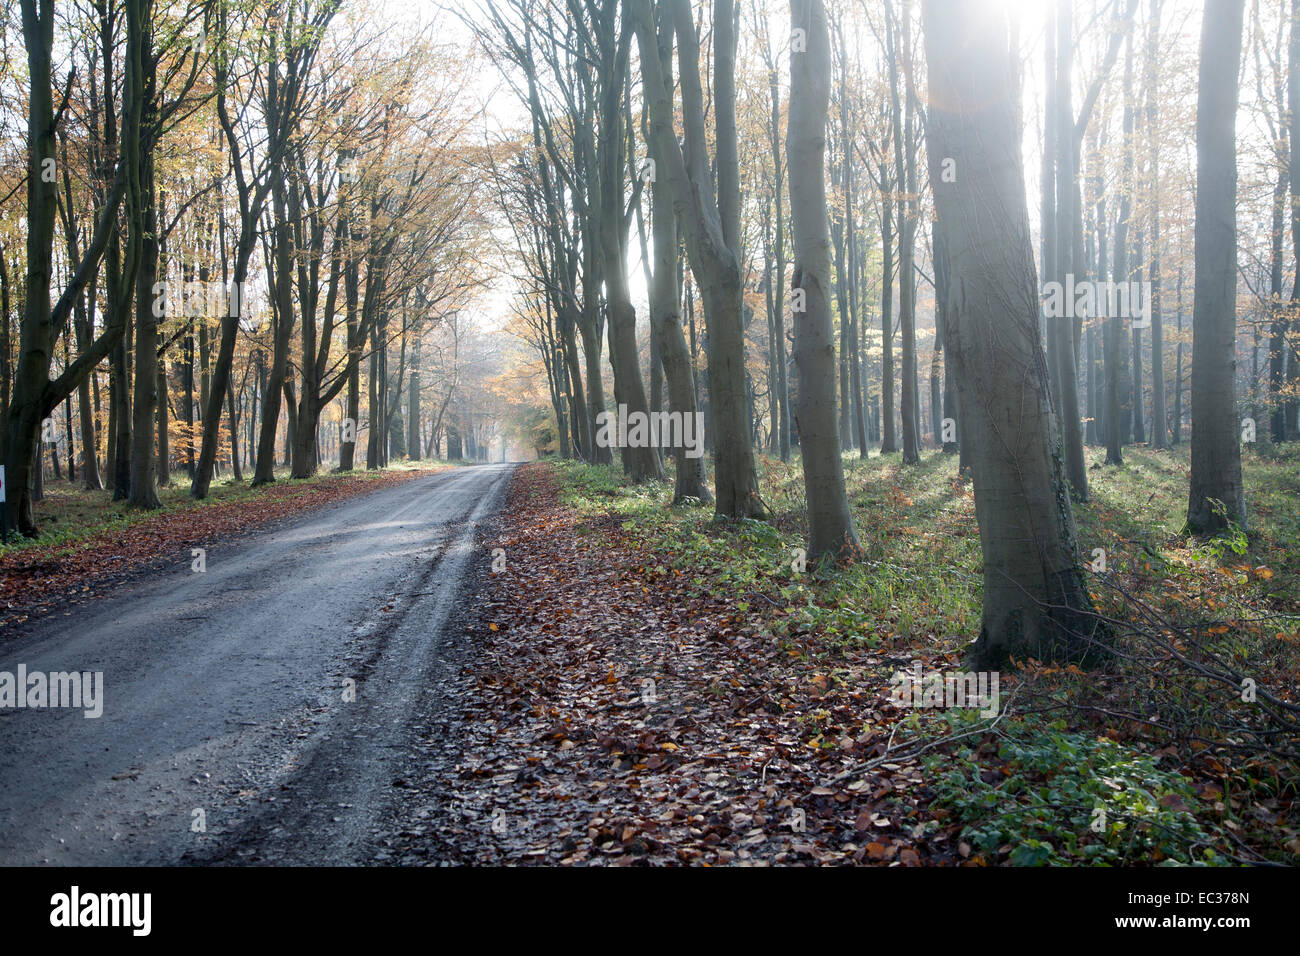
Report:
129,143,161,510
1283,0,1300,444
408,335,421,460
1173,267,1185,443
1132,234,1146,445
632,0,766,520
888,0,920,464
253,169,296,486
1053,0,1089,498
5,0,60,534
1106,25,1136,465
1186,0,1247,535
339,253,360,472
643,9,709,504
157,358,170,487
1148,0,1167,450
769,57,792,462
790,0,861,563
924,0,1104,667
227,368,242,481
879,163,897,454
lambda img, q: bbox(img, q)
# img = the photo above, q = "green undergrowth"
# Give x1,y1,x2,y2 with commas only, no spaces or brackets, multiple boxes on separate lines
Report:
924,715,1222,866
549,443,1300,865
553,444,1298,654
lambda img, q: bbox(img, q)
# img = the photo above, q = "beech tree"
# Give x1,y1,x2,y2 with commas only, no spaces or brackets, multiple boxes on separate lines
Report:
4,0,140,536
788,0,860,563
1186,0,1247,535
192,0,340,498
641,3,711,503
632,0,768,520
924,0,1104,666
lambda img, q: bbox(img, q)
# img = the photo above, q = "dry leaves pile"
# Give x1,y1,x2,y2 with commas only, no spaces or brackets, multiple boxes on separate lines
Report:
423,463,974,866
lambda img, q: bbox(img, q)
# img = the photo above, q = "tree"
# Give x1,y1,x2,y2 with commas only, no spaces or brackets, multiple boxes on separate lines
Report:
192,0,339,499
754,8,792,463
1146,0,1168,450
886,0,920,465
4,0,137,536
1285,0,1300,444
642,4,710,503
1048,0,1089,499
923,0,1105,666
584,0,661,483
789,0,860,564
128,0,211,510
1186,0,1247,536
632,0,768,520
1106,15,1137,467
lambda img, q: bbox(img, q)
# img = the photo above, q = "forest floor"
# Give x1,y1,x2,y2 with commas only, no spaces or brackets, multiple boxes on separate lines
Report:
412,446,1300,866
0,462,451,633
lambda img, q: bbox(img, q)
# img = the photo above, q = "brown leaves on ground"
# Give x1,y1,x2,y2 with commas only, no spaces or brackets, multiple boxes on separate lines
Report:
0,469,431,632
425,463,972,866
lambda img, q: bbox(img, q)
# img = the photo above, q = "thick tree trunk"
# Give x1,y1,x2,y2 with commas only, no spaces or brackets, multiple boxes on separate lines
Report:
789,0,860,563
253,172,296,486
292,391,319,478
924,0,1104,667
6,0,60,534
1187,0,1247,535
592,14,661,483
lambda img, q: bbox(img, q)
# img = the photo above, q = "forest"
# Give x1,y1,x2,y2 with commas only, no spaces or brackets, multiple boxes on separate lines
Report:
0,0,1297,877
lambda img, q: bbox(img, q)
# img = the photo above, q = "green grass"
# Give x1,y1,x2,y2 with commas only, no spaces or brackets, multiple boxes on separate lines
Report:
555,443,1299,647
556,450,983,654
549,443,1300,865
